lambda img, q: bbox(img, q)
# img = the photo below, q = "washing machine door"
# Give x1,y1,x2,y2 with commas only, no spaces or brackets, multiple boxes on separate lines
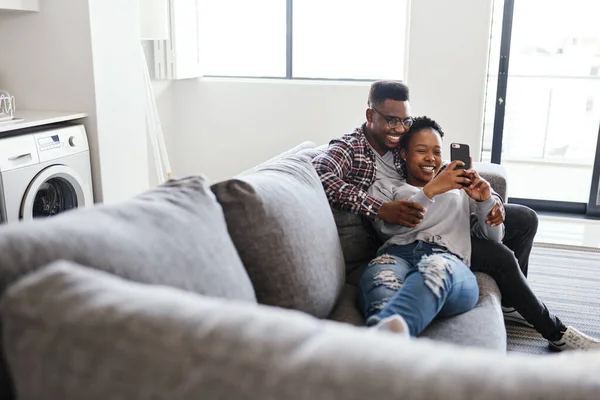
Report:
20,165,92,221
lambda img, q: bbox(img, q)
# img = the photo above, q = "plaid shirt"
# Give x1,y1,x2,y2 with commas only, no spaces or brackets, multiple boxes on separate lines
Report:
312,124,405,220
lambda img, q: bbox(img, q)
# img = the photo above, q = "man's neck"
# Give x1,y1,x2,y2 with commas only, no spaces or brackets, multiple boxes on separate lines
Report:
363,124,388,156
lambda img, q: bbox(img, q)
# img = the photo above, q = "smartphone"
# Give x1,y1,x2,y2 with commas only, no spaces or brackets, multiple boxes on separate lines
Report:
450,143,470,170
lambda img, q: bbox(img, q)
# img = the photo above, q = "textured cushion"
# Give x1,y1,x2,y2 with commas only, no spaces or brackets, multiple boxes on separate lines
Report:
3,262,599,400
211,155,345,318
0,176,255,302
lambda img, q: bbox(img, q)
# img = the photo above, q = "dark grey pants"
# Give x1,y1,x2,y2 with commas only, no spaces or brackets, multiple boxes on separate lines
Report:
470,203,565,341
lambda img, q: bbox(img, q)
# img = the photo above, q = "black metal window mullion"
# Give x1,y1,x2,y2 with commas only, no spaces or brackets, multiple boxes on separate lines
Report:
286,0,293,79
490,0,515,164
587,126,600,217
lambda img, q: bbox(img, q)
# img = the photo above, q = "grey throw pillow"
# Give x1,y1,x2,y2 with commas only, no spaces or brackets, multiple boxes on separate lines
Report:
0,176,256,302
211,155,345,318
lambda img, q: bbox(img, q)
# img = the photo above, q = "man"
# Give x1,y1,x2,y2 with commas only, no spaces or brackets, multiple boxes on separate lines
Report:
312,80,539,328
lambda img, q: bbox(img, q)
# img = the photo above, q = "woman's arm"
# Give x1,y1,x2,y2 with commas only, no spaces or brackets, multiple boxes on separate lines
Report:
469,197,505,242
463,170,505,241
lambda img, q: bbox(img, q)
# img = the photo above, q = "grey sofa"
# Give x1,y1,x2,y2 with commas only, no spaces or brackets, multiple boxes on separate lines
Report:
0,142,597,400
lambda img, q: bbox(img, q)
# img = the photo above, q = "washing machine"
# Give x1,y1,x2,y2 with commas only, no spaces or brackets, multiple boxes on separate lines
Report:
0,124,94,223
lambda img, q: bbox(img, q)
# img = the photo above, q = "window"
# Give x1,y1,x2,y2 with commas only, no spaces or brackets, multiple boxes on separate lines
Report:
199,0,287,77
198,0,409,80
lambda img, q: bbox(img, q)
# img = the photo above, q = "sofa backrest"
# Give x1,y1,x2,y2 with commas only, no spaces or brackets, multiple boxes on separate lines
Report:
211,153,346,318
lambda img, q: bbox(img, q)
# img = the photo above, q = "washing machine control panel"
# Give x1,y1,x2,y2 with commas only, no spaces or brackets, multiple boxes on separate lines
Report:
34,125,89,163
37,134,61,152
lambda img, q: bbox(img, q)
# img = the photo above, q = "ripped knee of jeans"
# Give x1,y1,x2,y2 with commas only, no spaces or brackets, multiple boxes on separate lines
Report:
368,255,396,268
373,269,403,291
417,254,454,299
369,259,404,292
368,255,404,291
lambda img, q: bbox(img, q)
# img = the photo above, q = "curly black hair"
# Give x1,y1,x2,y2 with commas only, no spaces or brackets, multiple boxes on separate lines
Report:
368,80,410,107
399,116,444,150
398,116,444,177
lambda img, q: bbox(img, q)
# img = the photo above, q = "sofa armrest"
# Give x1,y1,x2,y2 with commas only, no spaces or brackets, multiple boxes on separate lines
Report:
2,262,598,400
473,162,508,201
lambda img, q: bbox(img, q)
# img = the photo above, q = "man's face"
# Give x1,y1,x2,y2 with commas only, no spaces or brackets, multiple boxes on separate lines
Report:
365,99,412,155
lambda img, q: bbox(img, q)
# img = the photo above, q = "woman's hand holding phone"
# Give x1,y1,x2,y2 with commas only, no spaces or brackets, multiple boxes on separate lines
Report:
423,160,471,199
462,169,492,201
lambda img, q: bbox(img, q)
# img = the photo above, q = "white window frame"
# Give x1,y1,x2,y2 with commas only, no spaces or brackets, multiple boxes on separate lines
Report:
153,0,411,81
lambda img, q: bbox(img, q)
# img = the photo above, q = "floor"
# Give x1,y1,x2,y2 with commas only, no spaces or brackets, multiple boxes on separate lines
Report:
535,214,600,250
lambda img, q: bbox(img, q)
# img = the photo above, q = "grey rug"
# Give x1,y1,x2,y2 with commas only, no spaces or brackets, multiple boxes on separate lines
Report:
506,245,600,354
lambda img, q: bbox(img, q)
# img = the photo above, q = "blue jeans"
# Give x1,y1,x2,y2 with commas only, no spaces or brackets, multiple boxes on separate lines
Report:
357,241,479,337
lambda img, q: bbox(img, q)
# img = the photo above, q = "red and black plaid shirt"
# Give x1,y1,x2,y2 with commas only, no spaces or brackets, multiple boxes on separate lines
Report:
312,124,405,220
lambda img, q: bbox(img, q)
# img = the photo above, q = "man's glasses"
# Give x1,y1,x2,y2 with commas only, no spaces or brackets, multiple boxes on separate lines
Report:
371,107,414,129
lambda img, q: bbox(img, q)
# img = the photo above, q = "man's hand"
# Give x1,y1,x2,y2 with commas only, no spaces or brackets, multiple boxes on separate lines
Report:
378,200,426,227
486,198,505,226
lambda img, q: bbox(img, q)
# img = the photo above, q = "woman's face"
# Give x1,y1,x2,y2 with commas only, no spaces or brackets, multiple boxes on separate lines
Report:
401,128,443,187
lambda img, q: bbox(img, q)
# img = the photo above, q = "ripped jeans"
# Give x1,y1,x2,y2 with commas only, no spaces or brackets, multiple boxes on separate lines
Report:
357,241,479,337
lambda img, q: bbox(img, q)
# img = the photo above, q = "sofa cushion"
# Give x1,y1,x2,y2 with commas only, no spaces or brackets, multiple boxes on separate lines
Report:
211,155,345,318
0,176,256,302
328,274,506,352
3,262,599,400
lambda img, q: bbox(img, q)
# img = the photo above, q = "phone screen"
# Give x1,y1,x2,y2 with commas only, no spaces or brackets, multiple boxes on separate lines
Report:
450,143,470,169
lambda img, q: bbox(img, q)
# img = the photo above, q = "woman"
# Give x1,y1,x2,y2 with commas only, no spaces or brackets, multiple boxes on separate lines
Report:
358,116,600,351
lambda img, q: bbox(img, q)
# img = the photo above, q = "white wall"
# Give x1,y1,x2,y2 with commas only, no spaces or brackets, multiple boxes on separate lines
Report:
0,0,149,203
172,79,369,181
165,0,494,182
406,0,493,157
87,0,149,202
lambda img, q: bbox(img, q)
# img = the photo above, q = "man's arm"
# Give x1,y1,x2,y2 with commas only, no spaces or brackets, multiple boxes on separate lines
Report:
312,141,383,220
372,183,432,238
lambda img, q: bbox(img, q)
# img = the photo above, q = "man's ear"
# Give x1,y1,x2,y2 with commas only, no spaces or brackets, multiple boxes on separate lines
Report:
366,108,373,123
